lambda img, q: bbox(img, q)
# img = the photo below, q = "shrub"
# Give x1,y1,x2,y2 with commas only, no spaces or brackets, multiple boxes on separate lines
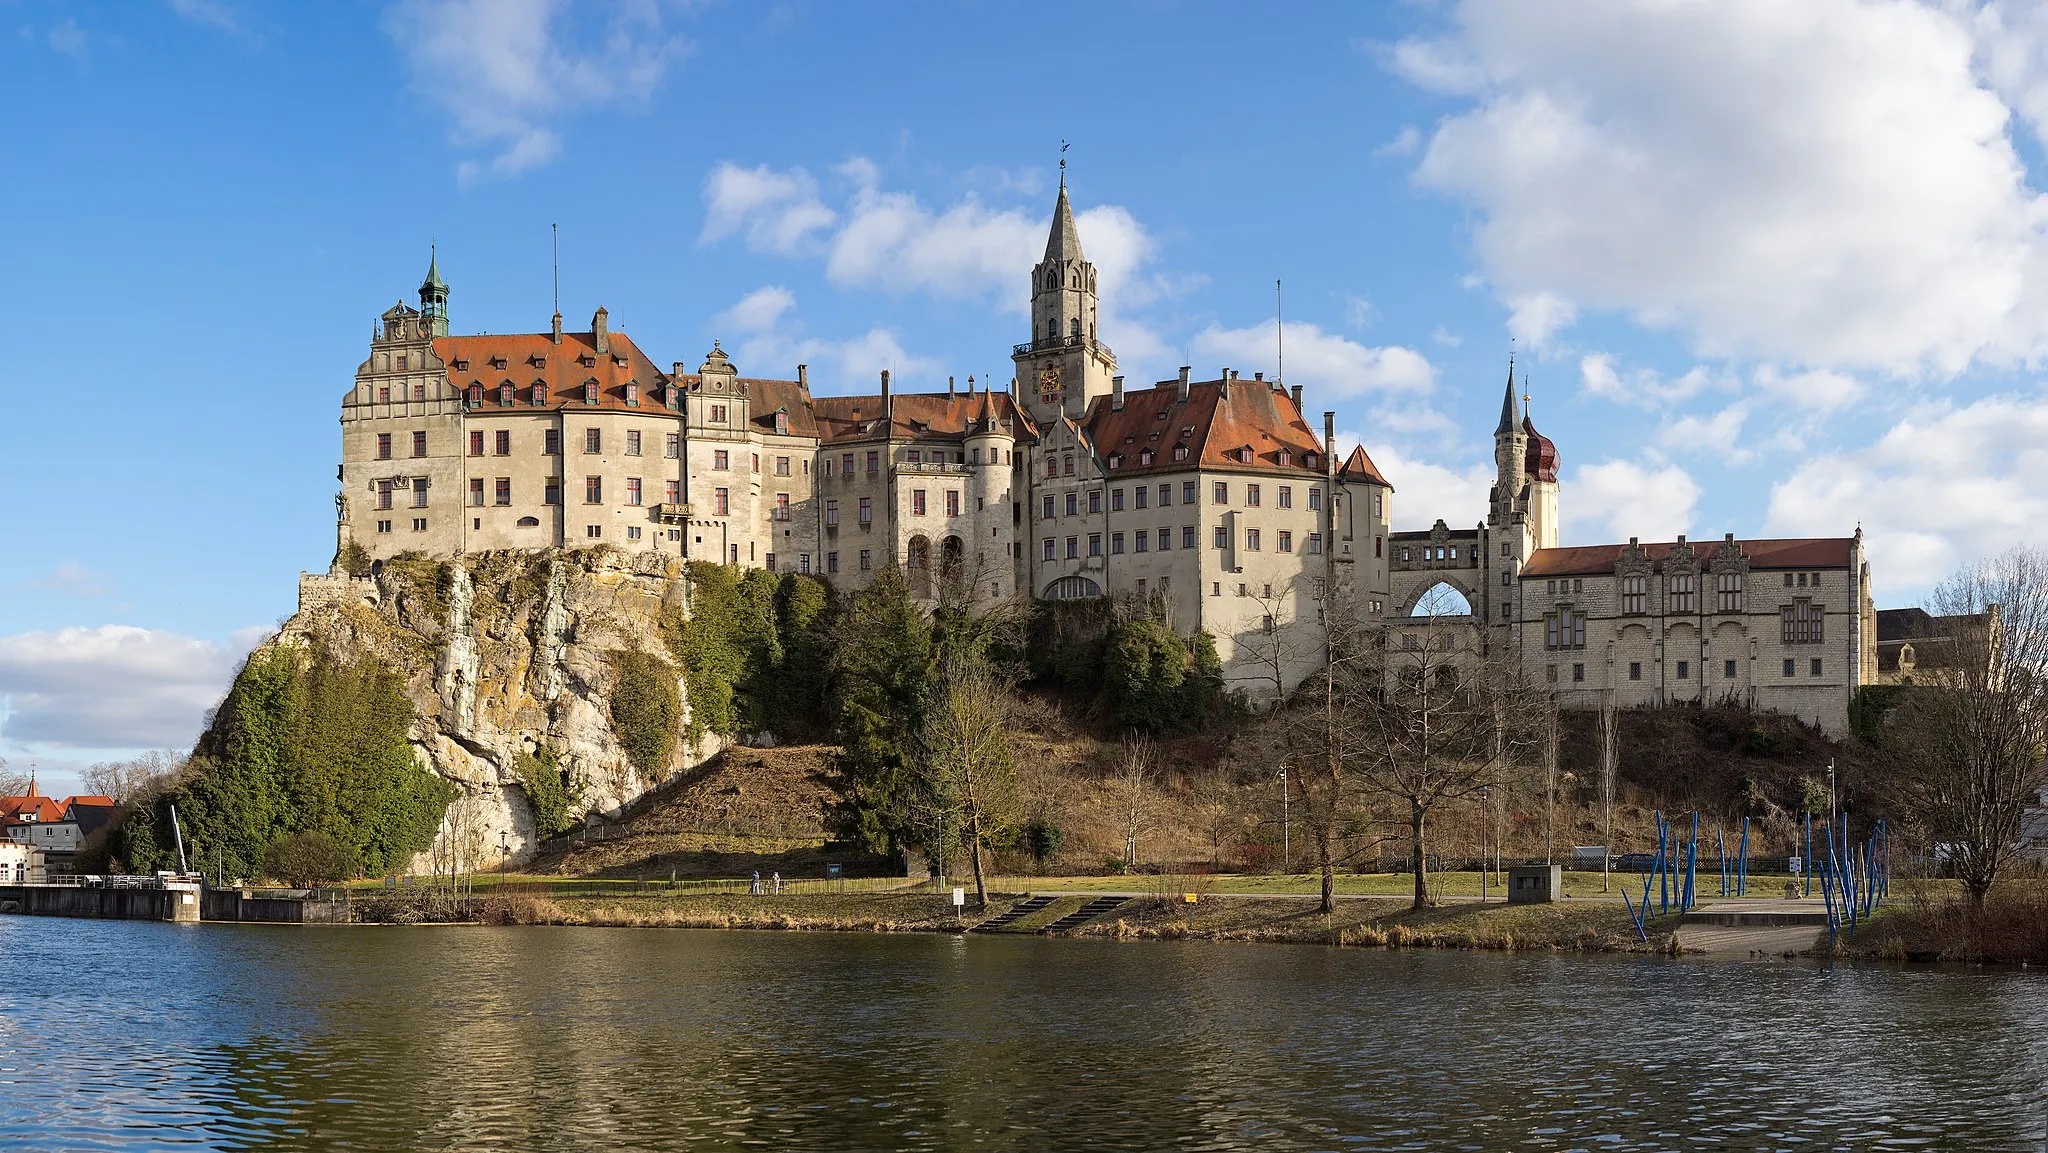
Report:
515,745,583,836
608,649,681,782
264,832,355,886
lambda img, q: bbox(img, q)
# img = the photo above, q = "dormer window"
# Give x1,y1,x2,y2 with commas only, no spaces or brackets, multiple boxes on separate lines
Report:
580,354,596,367
613,353,629,366
454,358,469,371
665,386,680,411
625,383,639,407
1107,453,1122,470
1182,425,1195,438
1303,452,1318,470
534,383,548,406
583,381,598,405
466,384,483,408
498,384,514,407
774,411,789,434
528,354,545,368
1139,449,1154,466
1277,450,1291,467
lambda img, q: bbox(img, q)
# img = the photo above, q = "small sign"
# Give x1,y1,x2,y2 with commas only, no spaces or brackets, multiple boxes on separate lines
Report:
1787,856,1803,876
952,887,965,907
826,863,842,878
1183,893,1198,904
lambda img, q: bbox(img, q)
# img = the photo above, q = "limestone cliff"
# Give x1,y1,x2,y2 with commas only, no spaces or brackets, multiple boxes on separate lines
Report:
287,549,706,870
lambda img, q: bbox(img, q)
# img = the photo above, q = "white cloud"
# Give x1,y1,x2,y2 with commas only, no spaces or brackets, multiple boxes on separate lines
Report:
20,562,114,600
1751,365,1863,412
1506,291,1577,350
170,0,242,34
712,286,939,390
385,0,686,182
1431,325,1463,348
1564,460,1701,544
1375,125,1423,158
1766,390,2048,592
47,18,86,61
1657,403,1750,462
1338,433,1493,532
699,158,1178,375
0,626,262,750
1579,353,1719,409
1397,0,2048,375
700,164,836,253
1192,320,1433,397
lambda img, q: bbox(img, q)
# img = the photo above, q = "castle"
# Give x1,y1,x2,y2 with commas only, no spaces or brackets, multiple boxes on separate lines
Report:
322,181,1877,733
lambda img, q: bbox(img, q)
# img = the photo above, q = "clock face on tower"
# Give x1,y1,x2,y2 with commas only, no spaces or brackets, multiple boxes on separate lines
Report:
1038,364,1062,403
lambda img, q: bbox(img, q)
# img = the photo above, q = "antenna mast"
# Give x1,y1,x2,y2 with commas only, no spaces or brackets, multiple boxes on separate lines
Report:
1275,278,1284,384
552,223,559,314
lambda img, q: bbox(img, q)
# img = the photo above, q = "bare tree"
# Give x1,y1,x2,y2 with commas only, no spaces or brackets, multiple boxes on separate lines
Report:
1599,697,1619,893
1278,579,1387,913
0,757,25,800
1239,587,1317,709
83,750,183,803
1348,604,1541,909
915,654,1020,908
1877,547,2048,909
1540,702,1561,865
1110,735,1159,871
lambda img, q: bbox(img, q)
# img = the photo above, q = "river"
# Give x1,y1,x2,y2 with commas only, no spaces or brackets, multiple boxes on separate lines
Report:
0,916,2043,1150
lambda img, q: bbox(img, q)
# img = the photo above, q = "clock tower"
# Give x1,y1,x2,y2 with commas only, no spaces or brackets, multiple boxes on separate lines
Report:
1014,175,1116,426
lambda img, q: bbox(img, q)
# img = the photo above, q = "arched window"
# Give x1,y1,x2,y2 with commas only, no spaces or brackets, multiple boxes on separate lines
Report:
1410,582,1473,618
1043,575,1102,601
1070,318,1081,338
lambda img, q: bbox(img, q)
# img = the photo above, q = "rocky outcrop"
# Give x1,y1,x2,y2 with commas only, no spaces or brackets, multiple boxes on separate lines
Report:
278,548,707,870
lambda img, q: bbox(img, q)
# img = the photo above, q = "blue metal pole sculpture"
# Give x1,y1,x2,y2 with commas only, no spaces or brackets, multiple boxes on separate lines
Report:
1804,811,1813,898
1718,828,1728,898
1737,816,1750,898
1685,811,1699,911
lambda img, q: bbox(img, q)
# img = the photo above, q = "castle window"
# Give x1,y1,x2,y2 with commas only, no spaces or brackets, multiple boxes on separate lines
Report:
1089,489,1102,514
585,476,602,504
858,497,872,525
1629,662,1642,681
411,431,427,458
1716,572,1743,612
1063,455,1075,477
412,480,428,509
1781,599,1825,644
1157,528,1172,551
1213,482,1228,504
775,456,791,477
1669,573,1696,613
842,453,854,475
1622,575,1646,614
626,384,639,407
1183,526,1197,549
1065,493,1078,517
1246,484,1262,507
626,431,642,457
1308,488,1323,511
1724,660,1737,679
534,385,548,406
828,552,839,574
1108,453,1121,470
1134,487,1148,510
626,478,643,506
1133,530,1149,553
859,549,872,571
710,404,727,424
1278,530,1293,553
1544,607,1586,650
584,382,597,405
1043,495,1056,520
1303,453,1317,470
413,384,427,404
714,488,729,515
913,489,927,516
1065,536,1079,559
377,480,393,509
1783,659,1796,677
775,493,790,520
396,354,408,371
713,450,729,470
1278,450,1291,467
495,478,511,505
775,411,789,435
1574,663,1586,683
665,433,680,459
499,385,514,407
1677,660,1690,680
1278,486,1293,509
1111,489,1124,512
1111,532,1125,555
377,386,390,404
469,431,484,458
544,479,561,505
1213,526,1229,549
825,500,839,527
1811,658,1823,676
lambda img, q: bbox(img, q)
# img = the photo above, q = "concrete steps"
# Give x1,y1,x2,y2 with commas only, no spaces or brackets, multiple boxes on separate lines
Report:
1040,895,1129,935
971,894,1055,933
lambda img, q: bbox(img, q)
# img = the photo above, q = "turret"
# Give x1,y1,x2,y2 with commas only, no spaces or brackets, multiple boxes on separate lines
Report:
1489,361,1527,527
418,247,449,338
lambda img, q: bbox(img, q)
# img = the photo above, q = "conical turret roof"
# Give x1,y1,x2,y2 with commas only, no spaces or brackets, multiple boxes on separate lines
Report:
1044,183,1083,264
1495,361,1521,436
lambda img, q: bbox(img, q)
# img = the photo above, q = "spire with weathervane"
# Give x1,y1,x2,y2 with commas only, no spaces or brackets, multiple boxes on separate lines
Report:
1017,142,1115,423
418,244,449,337
1491,351,1530,528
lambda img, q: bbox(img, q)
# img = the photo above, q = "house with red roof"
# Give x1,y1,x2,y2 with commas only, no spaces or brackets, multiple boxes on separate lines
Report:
0,777,119,875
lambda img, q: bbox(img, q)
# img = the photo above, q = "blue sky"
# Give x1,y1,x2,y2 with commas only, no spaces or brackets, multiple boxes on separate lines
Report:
8,0,2048,791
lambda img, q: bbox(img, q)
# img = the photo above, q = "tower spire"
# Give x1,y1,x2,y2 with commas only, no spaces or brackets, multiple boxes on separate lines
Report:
1495,352,1521,435
418,242,449,336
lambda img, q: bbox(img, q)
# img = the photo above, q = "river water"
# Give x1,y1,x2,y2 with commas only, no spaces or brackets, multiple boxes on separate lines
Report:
0,917,2044,1151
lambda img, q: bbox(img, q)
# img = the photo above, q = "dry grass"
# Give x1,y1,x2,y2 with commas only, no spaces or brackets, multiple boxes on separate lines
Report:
1836,880,2048,964
1071,894,1659,953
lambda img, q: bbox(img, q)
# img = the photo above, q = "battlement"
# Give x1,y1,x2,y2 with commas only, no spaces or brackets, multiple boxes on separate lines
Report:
298,571,379,614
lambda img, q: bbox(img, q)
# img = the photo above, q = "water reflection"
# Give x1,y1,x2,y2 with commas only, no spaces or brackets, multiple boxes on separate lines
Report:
0,916,2043,1150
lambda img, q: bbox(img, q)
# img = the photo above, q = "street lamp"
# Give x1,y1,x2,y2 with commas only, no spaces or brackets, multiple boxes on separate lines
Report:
1827,758,1836,819
499,830,509,880
1279,764,1290,875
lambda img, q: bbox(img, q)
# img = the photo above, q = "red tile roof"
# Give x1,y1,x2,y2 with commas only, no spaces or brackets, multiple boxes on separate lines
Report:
433,330,670,415
0,793,62,823
1523,417,1559,483
811,390,1032,446
1339,445,1392,488
1522,537,1856,578
1082,378,1328,479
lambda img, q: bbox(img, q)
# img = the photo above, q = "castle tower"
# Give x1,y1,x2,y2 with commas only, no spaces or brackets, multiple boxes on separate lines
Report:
419,247,449,338
1014,173,1116,425
1488,362,1527,529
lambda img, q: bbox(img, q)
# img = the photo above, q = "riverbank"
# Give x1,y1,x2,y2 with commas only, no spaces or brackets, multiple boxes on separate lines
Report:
349,888,1679,954
1828,883,2048,964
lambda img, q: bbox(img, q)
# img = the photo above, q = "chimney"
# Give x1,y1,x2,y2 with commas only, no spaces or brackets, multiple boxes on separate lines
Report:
1290,384,1303,411
880,369,892,421
1630,536,1639,546
1254,372,1264,381
797,364,808,390
948,375,956,398
592,307,609,355
1675,534,1687,548
551,311,563,344
1111,374,1124,412
1177,366,1190,404
967,374,976,394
